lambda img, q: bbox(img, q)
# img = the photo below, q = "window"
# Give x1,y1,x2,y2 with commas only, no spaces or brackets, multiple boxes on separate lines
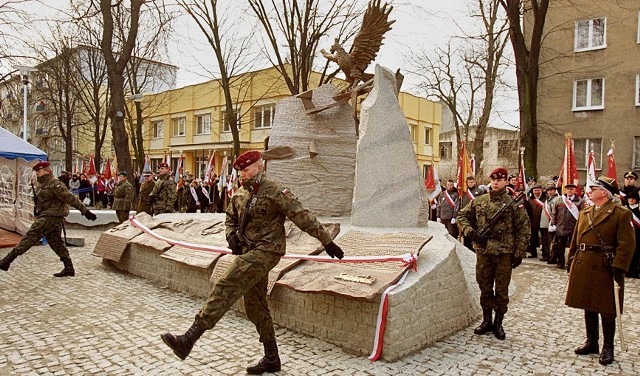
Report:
152,120,163,139
575,17,606,51
573,78,604,111
574,138,602,169
222,109,241,132
636,74,640,106
634,137,640,169
439,142,452,160
497,139,518,160
409,123,417,143
196,114,211,134
253,105,275,129
424,127,432,145
172,117,185,136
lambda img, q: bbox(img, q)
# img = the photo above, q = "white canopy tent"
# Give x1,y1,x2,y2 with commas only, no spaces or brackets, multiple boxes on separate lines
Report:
0,126,47,234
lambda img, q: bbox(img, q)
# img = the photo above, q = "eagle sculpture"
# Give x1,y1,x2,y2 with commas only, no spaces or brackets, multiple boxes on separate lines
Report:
321,0,395,88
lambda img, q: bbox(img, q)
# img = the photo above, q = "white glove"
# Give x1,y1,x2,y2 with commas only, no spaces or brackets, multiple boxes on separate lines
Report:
431,204,437,210
548,224,556,232
450,218,456,224
436,218,441,223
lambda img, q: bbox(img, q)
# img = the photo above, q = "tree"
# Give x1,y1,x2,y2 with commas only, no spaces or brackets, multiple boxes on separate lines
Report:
178,0,261,157
499,0,549,178
411,0,510,178
248,0,363,95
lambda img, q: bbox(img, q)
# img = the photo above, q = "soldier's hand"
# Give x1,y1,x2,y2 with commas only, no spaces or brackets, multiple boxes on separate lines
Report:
84,210,97,221
450,218,456,224
149,194,156,204
324,241,344,259
227,233,242,255
511,255,522,269
612,267,625,285
469,230,486,244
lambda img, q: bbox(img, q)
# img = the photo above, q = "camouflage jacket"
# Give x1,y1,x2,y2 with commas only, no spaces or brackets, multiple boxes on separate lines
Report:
112,180,135,211
457,187,531,257
226,176,333,255
136,180,155,214
150,174,176,214
35,173,89,218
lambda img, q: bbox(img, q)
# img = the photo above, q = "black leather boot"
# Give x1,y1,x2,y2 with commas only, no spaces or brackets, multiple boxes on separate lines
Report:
473,309,493,335
575,311,599,355
246,341,281,375
0,252,17,271
493,312,506,340
53,258,75,277
599,315,616,365
161,320,205,360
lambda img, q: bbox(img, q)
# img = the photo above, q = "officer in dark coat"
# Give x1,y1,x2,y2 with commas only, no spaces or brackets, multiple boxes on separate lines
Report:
524,184,546,258
458,167,530,340
619,171,639,204
160,150,345,374
566,176,634,365
0,161,97,276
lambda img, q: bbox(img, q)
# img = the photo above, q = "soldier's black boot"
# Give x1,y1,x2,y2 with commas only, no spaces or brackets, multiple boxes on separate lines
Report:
160,320,205,360
575,311,599,355
599,315,616,365
246,341,281,375
473,309,493,335
493,312,506,340
0,252,17,271
53,258,75,277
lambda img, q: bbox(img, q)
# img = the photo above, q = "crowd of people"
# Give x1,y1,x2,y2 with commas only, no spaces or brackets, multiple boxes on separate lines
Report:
433,170,640,279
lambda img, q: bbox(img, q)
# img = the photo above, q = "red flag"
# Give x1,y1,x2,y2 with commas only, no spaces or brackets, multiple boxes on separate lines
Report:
557,136,582,196
86,154,97,177
81,159,87,175
516,149,528,191
606,146,617,182
456,141,473,196
103,158,112,179
425,164,442,202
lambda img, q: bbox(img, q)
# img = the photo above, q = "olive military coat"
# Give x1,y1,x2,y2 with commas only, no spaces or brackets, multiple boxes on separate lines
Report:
565,200,635,314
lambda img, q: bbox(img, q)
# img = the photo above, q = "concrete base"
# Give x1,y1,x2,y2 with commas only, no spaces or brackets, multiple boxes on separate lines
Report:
99,219,482,361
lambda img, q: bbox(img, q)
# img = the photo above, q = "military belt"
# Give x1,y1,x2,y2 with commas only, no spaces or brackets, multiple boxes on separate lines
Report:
578,243,615,252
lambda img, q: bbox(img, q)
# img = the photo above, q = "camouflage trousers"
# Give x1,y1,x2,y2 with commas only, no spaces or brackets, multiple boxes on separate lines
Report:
7,216,69,261
196,248,281,343
116,210,129,224
476,253,513,314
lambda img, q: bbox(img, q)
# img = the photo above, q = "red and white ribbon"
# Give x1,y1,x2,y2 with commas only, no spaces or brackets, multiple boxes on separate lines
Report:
368,269,411,361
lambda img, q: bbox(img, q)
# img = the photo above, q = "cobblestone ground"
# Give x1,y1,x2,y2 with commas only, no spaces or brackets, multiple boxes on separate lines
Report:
1,229,639,375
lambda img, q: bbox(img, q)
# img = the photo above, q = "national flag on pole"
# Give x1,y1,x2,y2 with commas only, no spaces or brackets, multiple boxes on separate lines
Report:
103,158,112,180
516,149,528,192
456,141,473,196
203,153,216,185
218,154,228,192
557,135,582,196
175,154,184,182
584,149,597,197
227,167,238,197
74,158,79,174
425,164,442,202
606,146,617,182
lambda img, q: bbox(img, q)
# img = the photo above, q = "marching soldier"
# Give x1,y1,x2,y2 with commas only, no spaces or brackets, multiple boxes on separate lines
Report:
566,176,634,365
112,171,135,223
136,170,155,215
160,150,344,375
457,167,530,340
149,162,176,215
0,161,97,276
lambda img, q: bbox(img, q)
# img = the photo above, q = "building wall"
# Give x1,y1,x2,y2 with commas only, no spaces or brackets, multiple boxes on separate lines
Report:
535,1,640,182
134,66,442,178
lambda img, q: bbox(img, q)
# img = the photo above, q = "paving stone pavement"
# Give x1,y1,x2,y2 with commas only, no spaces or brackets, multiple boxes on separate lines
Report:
1,229,640,375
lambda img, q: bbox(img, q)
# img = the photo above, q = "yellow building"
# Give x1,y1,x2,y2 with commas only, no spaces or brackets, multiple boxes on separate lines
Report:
131,65,441,178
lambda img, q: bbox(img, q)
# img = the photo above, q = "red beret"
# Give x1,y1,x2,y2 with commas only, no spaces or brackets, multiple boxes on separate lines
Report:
489,167,508,179
33,161,51,171
158,162,169,168
233,150,262,170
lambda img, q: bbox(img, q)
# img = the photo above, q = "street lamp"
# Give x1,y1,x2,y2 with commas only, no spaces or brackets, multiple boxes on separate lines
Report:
13,65,38,141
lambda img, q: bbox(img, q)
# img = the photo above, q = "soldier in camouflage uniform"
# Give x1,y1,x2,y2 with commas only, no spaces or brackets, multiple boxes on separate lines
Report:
458,167,530,340
148,162,176,215
112,171,135,223
161,150,344,375
136,170,155,215
0,161,97,276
